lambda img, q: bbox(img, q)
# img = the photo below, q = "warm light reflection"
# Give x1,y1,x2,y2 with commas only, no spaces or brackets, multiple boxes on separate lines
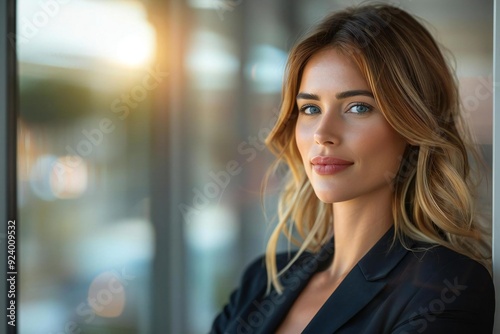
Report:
29,155,88,200
51,155,88,199
114,28,156,67
17,0,156,68
88,271,126,318
17,121,34,207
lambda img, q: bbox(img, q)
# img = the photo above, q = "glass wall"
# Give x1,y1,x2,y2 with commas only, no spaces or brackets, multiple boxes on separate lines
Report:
15,0,493,333
18,1,156,332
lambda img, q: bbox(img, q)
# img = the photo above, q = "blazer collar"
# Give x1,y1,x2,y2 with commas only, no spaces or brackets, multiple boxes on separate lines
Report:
303,227,413,333
358,227,414,281
242,227,413,334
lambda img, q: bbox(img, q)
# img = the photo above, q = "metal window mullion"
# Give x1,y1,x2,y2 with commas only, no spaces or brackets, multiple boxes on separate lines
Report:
493,0,500,331
1,0,17,334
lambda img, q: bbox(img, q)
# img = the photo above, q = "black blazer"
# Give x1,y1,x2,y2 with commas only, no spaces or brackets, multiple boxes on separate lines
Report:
211,228,495,333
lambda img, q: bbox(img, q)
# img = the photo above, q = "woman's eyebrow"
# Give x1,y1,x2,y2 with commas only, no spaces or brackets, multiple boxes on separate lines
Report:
335,90,374,99
296,90,374,100
296,92,320,100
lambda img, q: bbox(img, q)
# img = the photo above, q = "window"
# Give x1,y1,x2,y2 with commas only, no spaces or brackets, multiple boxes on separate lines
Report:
2,1,496,333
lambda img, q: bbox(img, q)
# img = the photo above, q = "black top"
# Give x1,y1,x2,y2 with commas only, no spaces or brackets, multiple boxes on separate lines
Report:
211,228,495,333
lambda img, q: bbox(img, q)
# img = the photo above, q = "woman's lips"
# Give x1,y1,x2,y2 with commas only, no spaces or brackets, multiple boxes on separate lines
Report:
310,156,354,175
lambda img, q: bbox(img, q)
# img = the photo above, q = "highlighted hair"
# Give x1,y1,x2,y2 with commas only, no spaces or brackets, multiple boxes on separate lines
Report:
264,3,490,293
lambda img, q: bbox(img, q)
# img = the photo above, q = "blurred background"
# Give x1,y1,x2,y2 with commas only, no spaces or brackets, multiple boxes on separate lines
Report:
15,0,493,333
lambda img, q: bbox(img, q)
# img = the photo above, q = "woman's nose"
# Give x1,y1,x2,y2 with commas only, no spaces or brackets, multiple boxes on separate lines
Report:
313,114,339,145
314,132,335,145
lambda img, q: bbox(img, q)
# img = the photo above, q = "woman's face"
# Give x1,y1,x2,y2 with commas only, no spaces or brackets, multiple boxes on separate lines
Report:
295,48,407,204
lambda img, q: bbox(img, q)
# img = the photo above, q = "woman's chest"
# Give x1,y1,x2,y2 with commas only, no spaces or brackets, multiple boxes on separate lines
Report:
274,272,343,334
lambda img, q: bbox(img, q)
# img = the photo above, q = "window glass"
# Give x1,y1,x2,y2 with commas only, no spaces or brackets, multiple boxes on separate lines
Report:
18,1,156,332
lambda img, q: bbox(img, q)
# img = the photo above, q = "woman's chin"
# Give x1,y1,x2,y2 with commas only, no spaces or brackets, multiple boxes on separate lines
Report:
313,191,347,204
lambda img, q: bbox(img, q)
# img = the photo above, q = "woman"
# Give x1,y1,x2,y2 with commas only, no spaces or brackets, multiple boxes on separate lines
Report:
211,3,494,333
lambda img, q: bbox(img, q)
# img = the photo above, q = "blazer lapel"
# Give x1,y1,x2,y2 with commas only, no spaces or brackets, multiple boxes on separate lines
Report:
255,240,336,333
302,266,386,334
303,227,413,334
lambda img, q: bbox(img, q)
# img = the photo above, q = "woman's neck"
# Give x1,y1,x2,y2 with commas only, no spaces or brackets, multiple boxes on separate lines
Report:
327,188,394,280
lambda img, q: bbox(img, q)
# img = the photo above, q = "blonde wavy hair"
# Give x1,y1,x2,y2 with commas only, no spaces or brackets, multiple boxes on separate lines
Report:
264,3,491,293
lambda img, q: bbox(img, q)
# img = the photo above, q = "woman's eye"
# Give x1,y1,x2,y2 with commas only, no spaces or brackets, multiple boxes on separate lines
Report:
300,105,321,115
348,104,372,114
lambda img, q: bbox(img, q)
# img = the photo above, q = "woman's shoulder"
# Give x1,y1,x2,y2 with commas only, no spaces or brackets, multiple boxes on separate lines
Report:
214,250,302,312
240,249,304,282
405,243,491,280
399,243,494,310
390,243,495,332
